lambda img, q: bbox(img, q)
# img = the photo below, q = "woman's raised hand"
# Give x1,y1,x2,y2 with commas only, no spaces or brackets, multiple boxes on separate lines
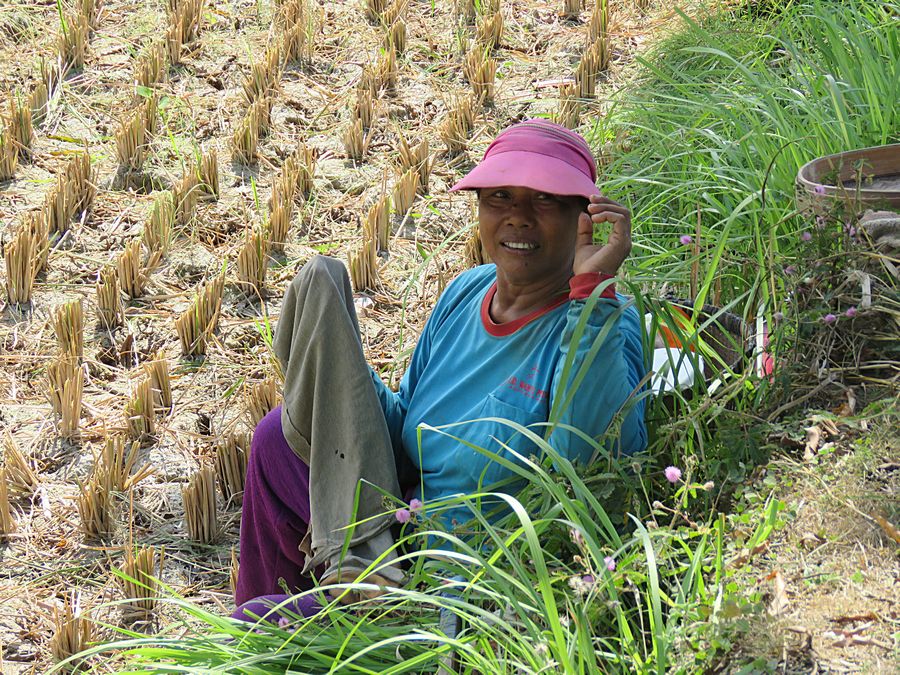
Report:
573,195,633,277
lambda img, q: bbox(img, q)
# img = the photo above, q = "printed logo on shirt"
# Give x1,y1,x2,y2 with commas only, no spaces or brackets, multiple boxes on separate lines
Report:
505,372,549,402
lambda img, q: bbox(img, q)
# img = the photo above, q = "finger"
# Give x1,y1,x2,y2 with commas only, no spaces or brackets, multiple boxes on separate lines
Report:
588,201,629,216
576,212,594,248
590,209,628,227
588,195,624,209
607,211,632,253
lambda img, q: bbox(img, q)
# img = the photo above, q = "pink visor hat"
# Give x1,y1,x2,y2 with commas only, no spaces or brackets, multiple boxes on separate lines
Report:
449,119,600,199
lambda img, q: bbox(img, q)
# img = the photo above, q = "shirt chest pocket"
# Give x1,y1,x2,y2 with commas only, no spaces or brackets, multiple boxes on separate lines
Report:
464,394,546,489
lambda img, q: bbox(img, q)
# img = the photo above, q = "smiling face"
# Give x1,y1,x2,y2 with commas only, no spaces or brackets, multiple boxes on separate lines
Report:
478,186,585,290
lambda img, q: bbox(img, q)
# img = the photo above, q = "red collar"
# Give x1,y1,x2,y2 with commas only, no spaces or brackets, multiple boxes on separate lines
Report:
481,282,569,337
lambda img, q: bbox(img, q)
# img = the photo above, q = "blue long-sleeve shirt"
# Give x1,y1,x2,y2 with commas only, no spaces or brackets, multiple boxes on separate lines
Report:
371,264,647,528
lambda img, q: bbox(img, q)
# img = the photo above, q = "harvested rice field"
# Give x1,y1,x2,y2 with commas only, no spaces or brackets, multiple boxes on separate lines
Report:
0,0,678,668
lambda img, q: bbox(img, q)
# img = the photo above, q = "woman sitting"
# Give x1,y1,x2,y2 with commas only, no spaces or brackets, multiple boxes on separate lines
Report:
233,119,648,621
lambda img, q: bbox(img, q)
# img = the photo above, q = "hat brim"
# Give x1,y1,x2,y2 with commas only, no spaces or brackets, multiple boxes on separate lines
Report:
449,150,600,200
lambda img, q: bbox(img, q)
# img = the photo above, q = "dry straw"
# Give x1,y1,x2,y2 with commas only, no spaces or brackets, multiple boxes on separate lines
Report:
3,224,35,305
2,433,40,496
455,0,476,24
440,96,476,155
143,94,159,137
348,237,379,291
58,13,89,71
215,432,249,505
589,0,609,42
277,144,316,200
464,48,497,104
115,111,145,171
39,56,60,98
53,299,84,360
385,17,406,55
246,377,278,428
555,82,580,129
96,266,123,328
231,116,259,166
166,18,184,65
199,148,219,199
236,228,268,295
118,238,152,299
134,41,167,90
266,186,294,253
242,47,281,106
79,0,101,29
0,468,14,538
77,467,115,539
465,225,491,267
175,275,224,357
144,355,172,412
119,545,165,621
29,81,49,126
278,0,316,65
69,150,96,213
392,168,417,218
173,170,199,227
397,134,432,194
143,191,174,256
352,83,375,130
27,211,49,275
376,48,398,94
166,0,204,64
365,194,392,252
563,0,582,20
7,93,34,159
124,378,156,444
575,38,608,99
249,96,273,139
475,11,503,51
49,592,94,668
230,547,239,593
182,463,218,544
0,130,18,180
363,0,387,23
97,435,152,493
53,366,83,440
343,118,367,161
43,150,95,236
381,0,407,26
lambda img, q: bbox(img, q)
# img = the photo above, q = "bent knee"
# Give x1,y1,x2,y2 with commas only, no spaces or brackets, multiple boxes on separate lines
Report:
250,406,287,462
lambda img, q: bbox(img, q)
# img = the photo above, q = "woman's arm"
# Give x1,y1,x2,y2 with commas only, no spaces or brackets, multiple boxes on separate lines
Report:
369,367,407,452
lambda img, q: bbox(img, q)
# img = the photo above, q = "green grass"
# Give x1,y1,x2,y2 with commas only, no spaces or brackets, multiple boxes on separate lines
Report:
595,0,898,312
66,1,899,672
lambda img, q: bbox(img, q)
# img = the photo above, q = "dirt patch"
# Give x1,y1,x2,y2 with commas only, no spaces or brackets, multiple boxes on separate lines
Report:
724,416,899,673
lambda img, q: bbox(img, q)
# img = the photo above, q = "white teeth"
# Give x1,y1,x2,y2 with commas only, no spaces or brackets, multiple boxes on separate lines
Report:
503,241,536,250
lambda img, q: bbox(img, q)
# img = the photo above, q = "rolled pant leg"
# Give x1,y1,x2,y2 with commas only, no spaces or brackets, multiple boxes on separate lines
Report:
234,406,322,606
273,255,402,574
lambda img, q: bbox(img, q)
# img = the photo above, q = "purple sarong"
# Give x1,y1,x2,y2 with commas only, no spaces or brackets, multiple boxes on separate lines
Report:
234,405,324,609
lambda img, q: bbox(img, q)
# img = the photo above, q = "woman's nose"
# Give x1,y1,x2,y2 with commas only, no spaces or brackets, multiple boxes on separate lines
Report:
505,199,535,226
